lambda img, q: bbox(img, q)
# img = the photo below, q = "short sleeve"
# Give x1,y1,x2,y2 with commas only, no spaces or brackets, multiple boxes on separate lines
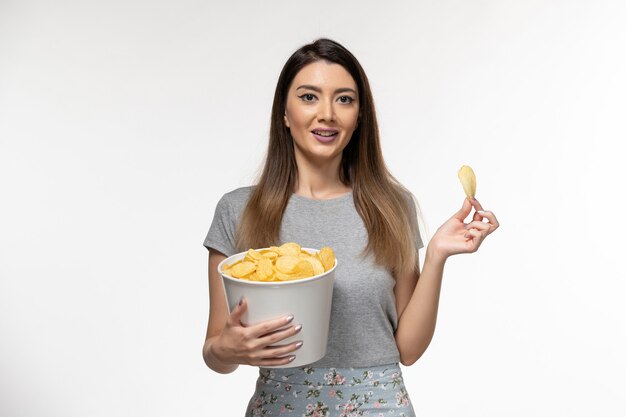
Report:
415,225,424,251
203,194,237,257
406,192,424,251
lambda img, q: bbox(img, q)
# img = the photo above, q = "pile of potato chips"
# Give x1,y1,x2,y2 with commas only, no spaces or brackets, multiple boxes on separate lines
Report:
222,242,336,282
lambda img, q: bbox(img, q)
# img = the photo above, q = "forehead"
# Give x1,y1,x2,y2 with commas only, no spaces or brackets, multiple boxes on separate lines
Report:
290,61,357,91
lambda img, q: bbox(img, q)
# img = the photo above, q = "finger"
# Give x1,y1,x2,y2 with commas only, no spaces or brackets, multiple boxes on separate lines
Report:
228,296,248,326
248,313,296,338
262,340,303,359
452,198,473,221
256,323,303,348
464,228,483,240
476,210,500,229
246,339,302,366
470,198,485,222
256,354,297,367
464,220,492,232
470,197,485,212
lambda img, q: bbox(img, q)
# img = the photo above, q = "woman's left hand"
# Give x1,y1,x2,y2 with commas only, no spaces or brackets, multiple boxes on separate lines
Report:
428,197,499,260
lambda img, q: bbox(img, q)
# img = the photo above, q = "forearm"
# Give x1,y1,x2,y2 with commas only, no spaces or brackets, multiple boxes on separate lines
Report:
202,335,239,374
395,247,447,366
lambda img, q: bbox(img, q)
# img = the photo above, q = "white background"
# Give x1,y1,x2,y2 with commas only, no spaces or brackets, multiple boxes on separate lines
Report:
1,0,625,415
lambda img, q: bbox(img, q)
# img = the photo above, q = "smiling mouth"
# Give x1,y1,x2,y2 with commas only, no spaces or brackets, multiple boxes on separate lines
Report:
311,130,338,137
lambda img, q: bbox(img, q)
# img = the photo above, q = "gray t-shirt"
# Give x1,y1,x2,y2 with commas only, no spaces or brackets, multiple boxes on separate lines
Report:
203,186,423,368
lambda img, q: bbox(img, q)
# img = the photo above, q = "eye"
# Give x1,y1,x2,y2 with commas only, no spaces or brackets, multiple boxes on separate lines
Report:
338,96,354,104
298,94,316,102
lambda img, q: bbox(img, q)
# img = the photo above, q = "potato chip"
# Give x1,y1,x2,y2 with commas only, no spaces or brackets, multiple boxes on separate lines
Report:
230,261,256,278
301,255,324,275
222,242,336,282
244,248,262,262
256,257,274,281
278,242,301,257
294,259,314,276
458,165,476,199
276,255,300,274
259,249,279,260
274,270,293,281
317,247,336,271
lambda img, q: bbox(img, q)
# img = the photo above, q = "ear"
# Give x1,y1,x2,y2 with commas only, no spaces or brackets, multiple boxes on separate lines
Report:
284,113,290,128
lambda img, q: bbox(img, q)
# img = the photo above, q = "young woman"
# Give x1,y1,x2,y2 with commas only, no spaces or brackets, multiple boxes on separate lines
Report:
202,38,499,416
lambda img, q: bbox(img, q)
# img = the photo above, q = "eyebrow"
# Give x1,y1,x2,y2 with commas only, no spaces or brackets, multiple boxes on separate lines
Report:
296,85,357,95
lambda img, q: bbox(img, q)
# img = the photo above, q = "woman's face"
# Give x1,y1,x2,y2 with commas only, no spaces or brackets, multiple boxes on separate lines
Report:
284,60,359,167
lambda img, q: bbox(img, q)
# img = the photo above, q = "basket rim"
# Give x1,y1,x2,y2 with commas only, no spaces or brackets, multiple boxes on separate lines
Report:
218,247,338,287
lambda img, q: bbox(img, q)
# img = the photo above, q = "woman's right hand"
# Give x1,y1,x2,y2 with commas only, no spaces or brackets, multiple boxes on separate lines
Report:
211,297,304,367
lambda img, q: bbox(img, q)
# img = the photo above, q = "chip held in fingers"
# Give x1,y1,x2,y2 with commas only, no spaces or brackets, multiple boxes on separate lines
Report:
221,242,336,282
458,165,477,199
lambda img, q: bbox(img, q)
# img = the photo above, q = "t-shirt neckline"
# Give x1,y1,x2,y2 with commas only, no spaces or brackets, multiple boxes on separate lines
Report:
290,190,353,203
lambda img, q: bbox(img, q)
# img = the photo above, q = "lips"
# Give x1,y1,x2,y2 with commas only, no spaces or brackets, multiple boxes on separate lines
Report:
311,130,338,143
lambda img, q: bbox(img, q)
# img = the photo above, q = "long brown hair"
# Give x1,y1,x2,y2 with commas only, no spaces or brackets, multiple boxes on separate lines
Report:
235,38,425,276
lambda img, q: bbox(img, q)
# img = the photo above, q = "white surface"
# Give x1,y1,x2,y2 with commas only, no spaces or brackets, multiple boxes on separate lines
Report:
1,0,625,416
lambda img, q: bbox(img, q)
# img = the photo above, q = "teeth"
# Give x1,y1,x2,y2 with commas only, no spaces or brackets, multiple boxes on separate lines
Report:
313,131,337,137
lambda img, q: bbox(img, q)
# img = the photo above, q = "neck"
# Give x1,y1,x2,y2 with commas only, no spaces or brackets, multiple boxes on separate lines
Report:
293,152,350,199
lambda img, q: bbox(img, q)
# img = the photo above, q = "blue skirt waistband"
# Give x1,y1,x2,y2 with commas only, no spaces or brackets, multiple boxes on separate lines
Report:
258,362,404,387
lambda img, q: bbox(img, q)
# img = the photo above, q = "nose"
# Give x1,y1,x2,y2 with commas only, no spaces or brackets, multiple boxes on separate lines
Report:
317,98,336,122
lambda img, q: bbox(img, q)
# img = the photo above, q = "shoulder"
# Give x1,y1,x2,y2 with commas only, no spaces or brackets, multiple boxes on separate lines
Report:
221,185,255,202
396,186,416,210
217,185,256,212
399,187,414,201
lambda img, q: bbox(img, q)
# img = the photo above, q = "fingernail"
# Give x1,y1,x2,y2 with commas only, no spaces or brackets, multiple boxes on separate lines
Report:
285,315,294,323
294,324,303,332
478,210,486,214
288,355,296,362
295,341,303,349
238,297,244,306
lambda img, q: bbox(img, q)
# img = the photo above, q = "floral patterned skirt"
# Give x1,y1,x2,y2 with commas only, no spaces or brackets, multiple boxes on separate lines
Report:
245,362,415,417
